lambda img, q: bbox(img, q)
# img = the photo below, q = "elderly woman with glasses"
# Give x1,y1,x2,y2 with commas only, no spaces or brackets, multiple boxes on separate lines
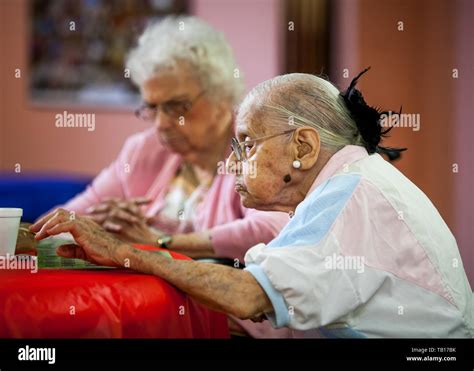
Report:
32,71,473,338
46,16,291,338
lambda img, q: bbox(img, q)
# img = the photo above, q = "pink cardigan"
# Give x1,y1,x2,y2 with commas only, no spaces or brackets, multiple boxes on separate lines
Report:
63,128,300,337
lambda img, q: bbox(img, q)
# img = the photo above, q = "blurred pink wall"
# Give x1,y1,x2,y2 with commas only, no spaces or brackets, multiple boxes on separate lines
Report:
454,0,473,287
0,0,283,175
192,0,284,92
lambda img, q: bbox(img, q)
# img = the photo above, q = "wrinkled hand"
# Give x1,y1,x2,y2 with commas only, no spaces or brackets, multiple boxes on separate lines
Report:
86,197,152,226
86,197,160,245
30,208,130,267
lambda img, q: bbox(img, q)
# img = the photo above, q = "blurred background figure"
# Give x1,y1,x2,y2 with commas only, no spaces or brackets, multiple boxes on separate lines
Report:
57,15,294,338
0,0,472,290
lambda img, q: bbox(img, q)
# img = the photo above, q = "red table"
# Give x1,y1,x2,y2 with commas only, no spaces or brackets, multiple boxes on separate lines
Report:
0,246,229,338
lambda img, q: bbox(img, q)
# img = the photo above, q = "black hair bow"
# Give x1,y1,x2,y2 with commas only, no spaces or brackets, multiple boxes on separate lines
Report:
340,67,407,161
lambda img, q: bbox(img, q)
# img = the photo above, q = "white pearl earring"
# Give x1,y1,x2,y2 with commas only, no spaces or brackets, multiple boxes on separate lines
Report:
292,160,301,169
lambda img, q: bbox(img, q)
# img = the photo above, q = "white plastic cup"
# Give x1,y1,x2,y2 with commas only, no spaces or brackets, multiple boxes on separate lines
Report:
0,208,23,256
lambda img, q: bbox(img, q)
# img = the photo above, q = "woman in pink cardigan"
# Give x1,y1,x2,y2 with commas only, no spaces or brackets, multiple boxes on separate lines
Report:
57,17,291,338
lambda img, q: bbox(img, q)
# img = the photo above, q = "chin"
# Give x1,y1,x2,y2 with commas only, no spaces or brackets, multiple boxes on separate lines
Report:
244,199,286,214
240,196,254,209
240,193,269,211
162,140,189,156
158,133,188,153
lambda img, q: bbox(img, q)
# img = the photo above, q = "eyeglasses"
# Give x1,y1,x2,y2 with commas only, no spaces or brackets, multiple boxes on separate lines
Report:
231,129,296,161
135,90,206,122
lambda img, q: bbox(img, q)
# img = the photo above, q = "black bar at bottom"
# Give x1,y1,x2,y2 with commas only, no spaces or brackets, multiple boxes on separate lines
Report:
0,338,471,368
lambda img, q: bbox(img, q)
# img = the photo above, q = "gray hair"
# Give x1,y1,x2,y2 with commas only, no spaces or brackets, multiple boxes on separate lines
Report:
126,16,244,105
238,73,364,153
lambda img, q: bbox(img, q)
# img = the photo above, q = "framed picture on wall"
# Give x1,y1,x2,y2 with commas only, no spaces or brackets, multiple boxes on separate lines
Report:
29,0,188,109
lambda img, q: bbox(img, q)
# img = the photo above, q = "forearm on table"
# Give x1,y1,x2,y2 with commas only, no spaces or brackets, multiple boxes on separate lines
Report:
116,245,272,319
167,221,268,261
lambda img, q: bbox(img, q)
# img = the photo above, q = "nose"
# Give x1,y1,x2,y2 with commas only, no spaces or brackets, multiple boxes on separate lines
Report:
154,110,173,131
225,150,240,175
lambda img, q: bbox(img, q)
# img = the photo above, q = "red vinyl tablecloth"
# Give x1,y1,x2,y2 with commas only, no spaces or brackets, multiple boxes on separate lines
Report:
0,245,229,338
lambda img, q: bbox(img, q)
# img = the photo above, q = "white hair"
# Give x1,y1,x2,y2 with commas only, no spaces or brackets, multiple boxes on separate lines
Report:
126,16,244,105
238,73,363,153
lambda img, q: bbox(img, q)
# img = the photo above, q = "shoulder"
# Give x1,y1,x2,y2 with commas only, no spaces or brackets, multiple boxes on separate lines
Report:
300,174,363,221
268,174,363,248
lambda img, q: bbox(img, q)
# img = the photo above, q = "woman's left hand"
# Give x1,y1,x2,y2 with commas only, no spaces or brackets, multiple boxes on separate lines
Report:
30,208,130,267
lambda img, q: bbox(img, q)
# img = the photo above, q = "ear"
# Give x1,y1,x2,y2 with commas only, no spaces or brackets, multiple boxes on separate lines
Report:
291,127,321,170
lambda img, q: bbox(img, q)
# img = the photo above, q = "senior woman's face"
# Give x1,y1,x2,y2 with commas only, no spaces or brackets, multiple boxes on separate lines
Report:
230,113,295,211
229,104,324,213
141,65,232,157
